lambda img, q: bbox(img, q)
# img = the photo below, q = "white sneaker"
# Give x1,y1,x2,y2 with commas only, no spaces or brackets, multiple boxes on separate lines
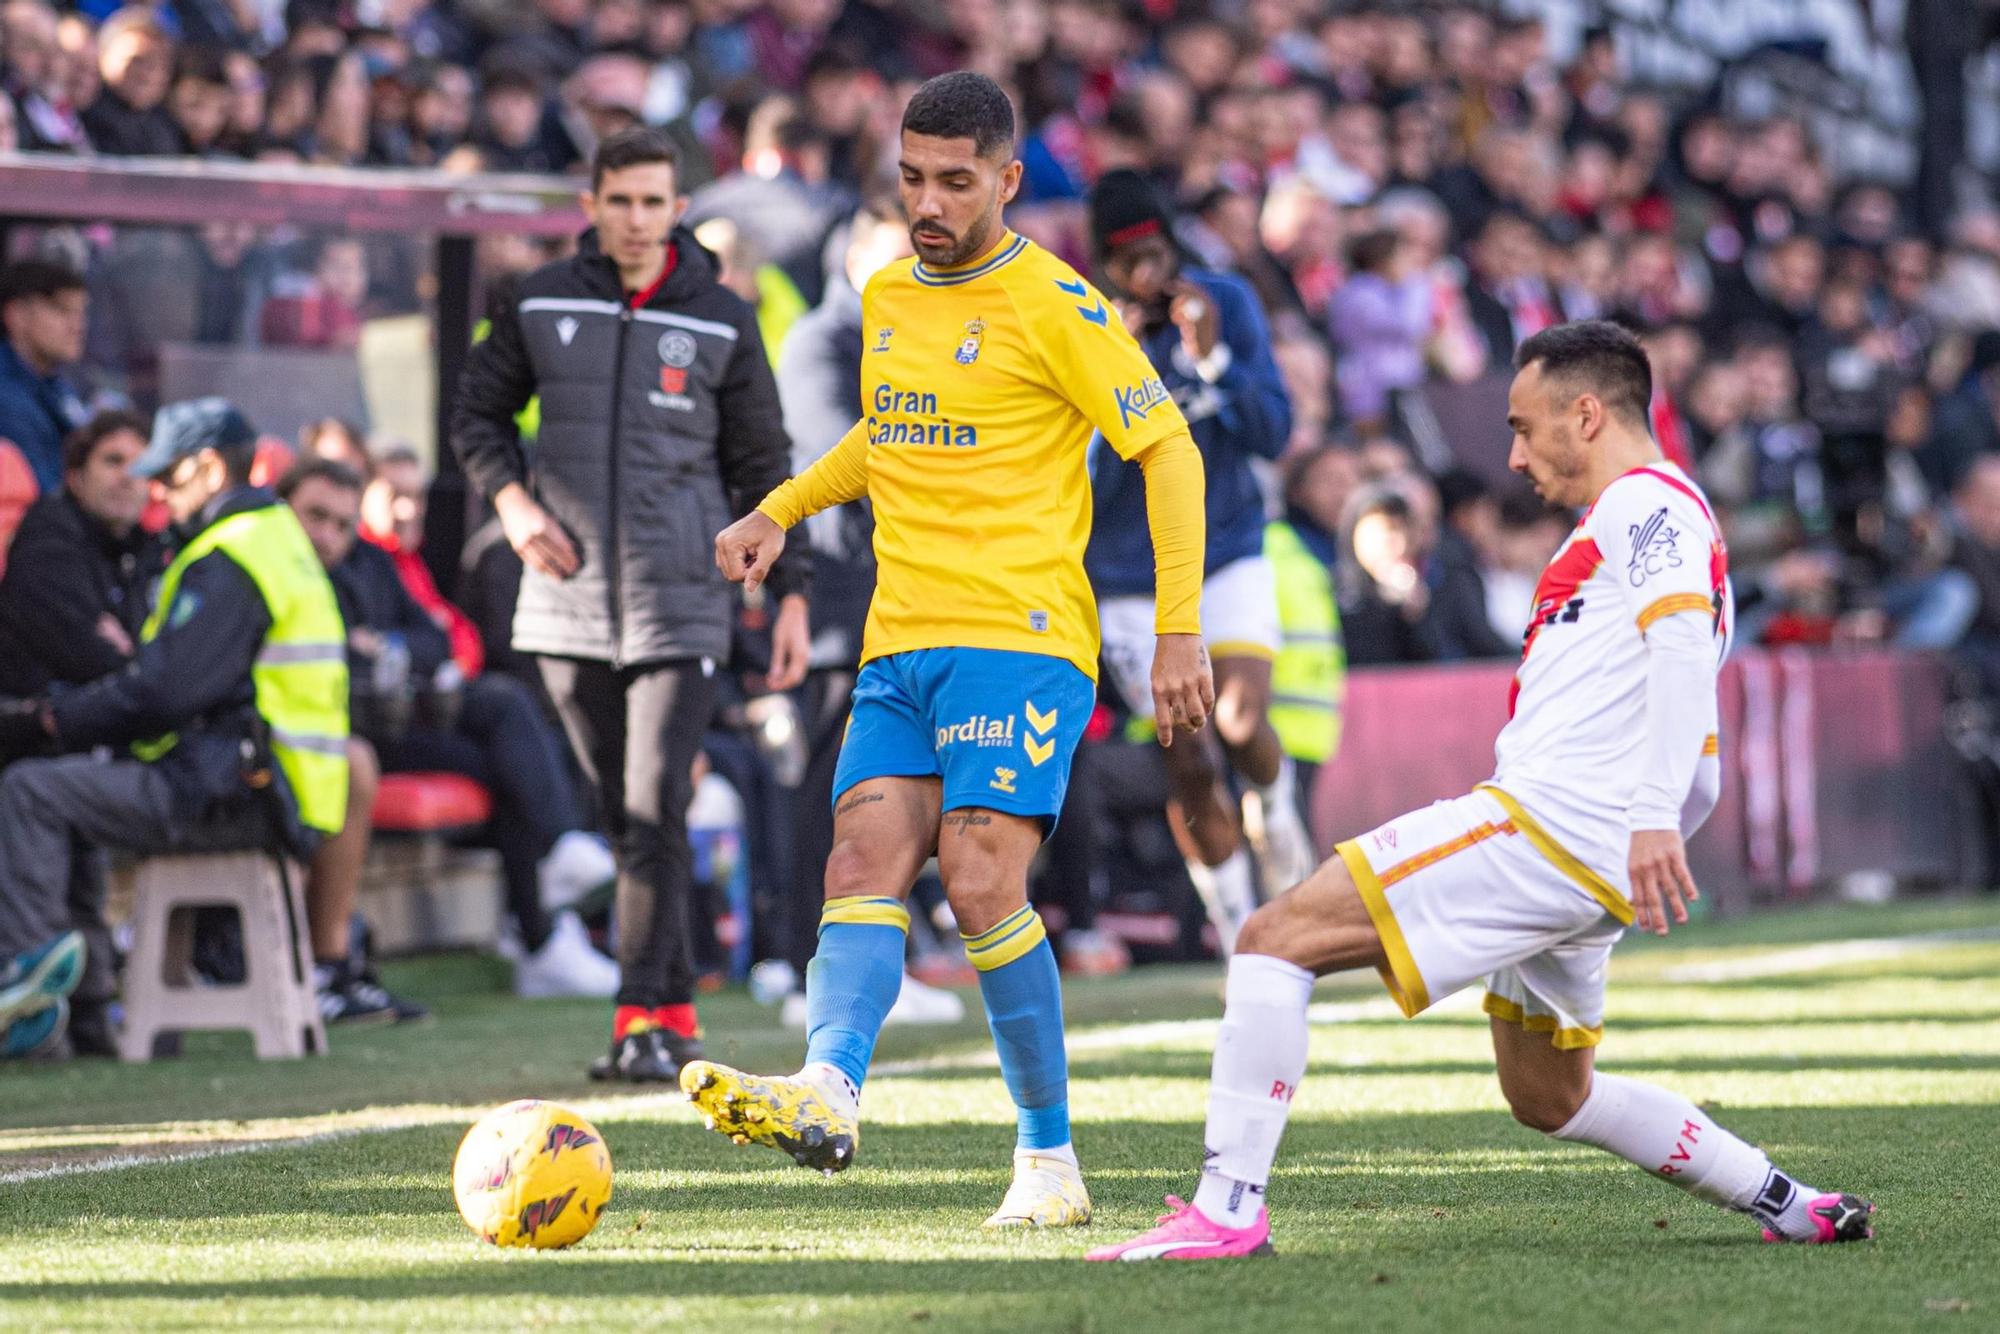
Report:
777,971,966,1029
537,831,616,912
514,911,620,998
1252,761,1319,900
885,971,965,1025
1187,851,1257,956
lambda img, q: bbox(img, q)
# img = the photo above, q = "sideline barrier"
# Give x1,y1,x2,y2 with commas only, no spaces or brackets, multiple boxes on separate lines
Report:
1310,649,1971,911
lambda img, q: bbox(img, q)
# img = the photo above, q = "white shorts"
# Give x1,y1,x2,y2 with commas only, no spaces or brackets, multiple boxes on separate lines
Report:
1334,784,1635,1049
1098,554,1282,718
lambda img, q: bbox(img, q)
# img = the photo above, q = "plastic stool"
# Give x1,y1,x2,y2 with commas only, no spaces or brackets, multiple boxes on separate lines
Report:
117,851,325,1062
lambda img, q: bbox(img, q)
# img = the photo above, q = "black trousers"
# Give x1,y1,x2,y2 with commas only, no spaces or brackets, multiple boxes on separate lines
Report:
384,674,581,952
538,655,716,1008
785,667,856,973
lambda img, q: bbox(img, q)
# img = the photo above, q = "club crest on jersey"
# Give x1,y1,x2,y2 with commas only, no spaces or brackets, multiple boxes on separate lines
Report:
1626,507,1683,586
873,326,893,352
954,319,986,365
657,329,698,368
555,316,579,346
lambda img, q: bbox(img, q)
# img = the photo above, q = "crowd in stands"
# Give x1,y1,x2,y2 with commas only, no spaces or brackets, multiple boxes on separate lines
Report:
7,1,2000,1051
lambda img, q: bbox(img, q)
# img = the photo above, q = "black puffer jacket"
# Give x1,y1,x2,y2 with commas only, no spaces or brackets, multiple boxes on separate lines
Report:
451,227,803,667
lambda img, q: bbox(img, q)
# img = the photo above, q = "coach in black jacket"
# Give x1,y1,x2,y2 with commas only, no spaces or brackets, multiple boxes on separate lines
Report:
451,126,809,1082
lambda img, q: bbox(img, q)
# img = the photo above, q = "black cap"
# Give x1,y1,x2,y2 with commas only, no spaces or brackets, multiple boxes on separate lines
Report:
1088,168,1174,260
133,397,256,480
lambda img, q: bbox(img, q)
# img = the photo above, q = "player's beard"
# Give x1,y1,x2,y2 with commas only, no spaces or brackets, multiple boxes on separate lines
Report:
1529,434,1590,507
911,203,996,268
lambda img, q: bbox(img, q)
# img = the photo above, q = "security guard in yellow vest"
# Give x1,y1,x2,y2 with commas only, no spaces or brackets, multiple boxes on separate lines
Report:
1263,516,1346,830
0,398,350,1060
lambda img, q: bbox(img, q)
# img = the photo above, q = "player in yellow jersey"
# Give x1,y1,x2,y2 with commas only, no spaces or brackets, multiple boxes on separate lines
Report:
684,72,1213,1229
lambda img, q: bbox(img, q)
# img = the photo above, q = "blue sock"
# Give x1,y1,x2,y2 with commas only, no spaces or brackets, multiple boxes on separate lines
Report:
965,906,1070,1150
802,896,909,1094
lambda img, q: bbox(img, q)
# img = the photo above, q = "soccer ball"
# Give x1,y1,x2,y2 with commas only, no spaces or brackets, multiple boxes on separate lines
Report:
452,1099,613,1249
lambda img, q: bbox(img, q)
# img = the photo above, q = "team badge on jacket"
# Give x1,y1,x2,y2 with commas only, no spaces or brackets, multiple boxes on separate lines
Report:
955,319,985,365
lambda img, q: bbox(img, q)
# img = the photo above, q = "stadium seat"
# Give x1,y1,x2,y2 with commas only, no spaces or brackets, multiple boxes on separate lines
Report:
362,772,503,954
117,851,324,1062
371,771,494,831
0,441,40,577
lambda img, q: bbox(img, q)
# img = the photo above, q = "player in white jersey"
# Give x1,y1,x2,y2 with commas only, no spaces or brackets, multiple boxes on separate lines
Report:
1089,321,1875,1263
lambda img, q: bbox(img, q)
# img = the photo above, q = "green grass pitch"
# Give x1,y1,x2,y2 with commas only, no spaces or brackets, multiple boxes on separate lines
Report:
0,898,1995,1332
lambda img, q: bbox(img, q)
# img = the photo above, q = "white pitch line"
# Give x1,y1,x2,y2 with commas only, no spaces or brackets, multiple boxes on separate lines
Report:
1659,926,2000,983
7,926,1986,1182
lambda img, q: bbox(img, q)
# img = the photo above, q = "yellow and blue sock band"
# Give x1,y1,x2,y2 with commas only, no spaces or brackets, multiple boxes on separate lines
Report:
961,904,1048,972
820,895,912,933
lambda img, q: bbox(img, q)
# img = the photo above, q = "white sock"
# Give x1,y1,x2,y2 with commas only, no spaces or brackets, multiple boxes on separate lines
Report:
1253,755,1295,810
1191,953,1313,1227
1553,1072,1823,1239
797,1060,861,1114
1018,1142,1078,1169
1187,851,1258,955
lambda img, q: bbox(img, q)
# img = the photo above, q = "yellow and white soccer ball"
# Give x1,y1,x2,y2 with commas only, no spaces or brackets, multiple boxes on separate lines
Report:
452,1099,613,1249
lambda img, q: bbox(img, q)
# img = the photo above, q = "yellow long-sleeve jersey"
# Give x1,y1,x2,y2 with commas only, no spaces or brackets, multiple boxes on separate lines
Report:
757,230,1205,681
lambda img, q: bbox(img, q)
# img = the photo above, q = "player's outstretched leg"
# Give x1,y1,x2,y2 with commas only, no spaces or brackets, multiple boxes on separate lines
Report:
1089,857,1381,1261
966,903,1091,1227
681,894,909,1173
1495,1021,1874,1244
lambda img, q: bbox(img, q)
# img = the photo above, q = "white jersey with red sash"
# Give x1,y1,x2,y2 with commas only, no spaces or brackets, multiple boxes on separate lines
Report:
1488,461,1734,885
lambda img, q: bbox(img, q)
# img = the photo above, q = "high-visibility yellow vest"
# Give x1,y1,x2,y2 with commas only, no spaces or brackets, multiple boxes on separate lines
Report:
1264,520,1346,764
139,503,350,835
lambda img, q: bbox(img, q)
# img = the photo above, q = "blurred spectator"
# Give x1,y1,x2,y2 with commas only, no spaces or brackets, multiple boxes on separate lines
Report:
281,458,620,999
1328,227,1429,433
473,61,574,174
259,236,368,350
1266,443,1352,810
1953,455,2000,694
79,6,177,156
359,444,484,677
1463,210,1561,369
2,0,87,151
0,259,89,496
1337,482,1439,666
1428,469,1514,660
165,42,230,155
0,409,161,695
1483,485,1571,644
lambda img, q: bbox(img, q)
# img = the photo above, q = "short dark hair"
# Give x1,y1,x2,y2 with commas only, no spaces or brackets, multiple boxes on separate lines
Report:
215,441,260,487
62,410,149,475
0,258,85,311
277,456,365,501
900,71,1015,160
591,126,680,191
1345,228,1400,275
1514,319,1653,424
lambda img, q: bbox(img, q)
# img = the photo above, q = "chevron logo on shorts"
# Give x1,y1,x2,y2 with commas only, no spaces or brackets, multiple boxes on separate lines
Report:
1024,700,1057,767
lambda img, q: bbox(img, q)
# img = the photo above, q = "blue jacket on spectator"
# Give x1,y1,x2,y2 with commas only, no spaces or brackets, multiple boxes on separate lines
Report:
1086,267,1292,599
0,339,86,495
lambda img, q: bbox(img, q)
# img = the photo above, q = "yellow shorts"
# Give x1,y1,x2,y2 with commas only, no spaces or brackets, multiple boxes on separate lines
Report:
1334,784,1634,1049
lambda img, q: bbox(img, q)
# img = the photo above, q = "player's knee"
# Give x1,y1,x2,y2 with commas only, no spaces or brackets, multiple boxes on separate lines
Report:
822,838,882,900
1504,1080,1587,1134
1233,899,1289,960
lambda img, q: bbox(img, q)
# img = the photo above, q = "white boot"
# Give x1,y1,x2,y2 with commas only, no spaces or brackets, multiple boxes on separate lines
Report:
884,971,965,1025
1186,851,1257,957
1249,758,1319,900
780,971,966,1029
514,911,620,998
537,831,616,912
